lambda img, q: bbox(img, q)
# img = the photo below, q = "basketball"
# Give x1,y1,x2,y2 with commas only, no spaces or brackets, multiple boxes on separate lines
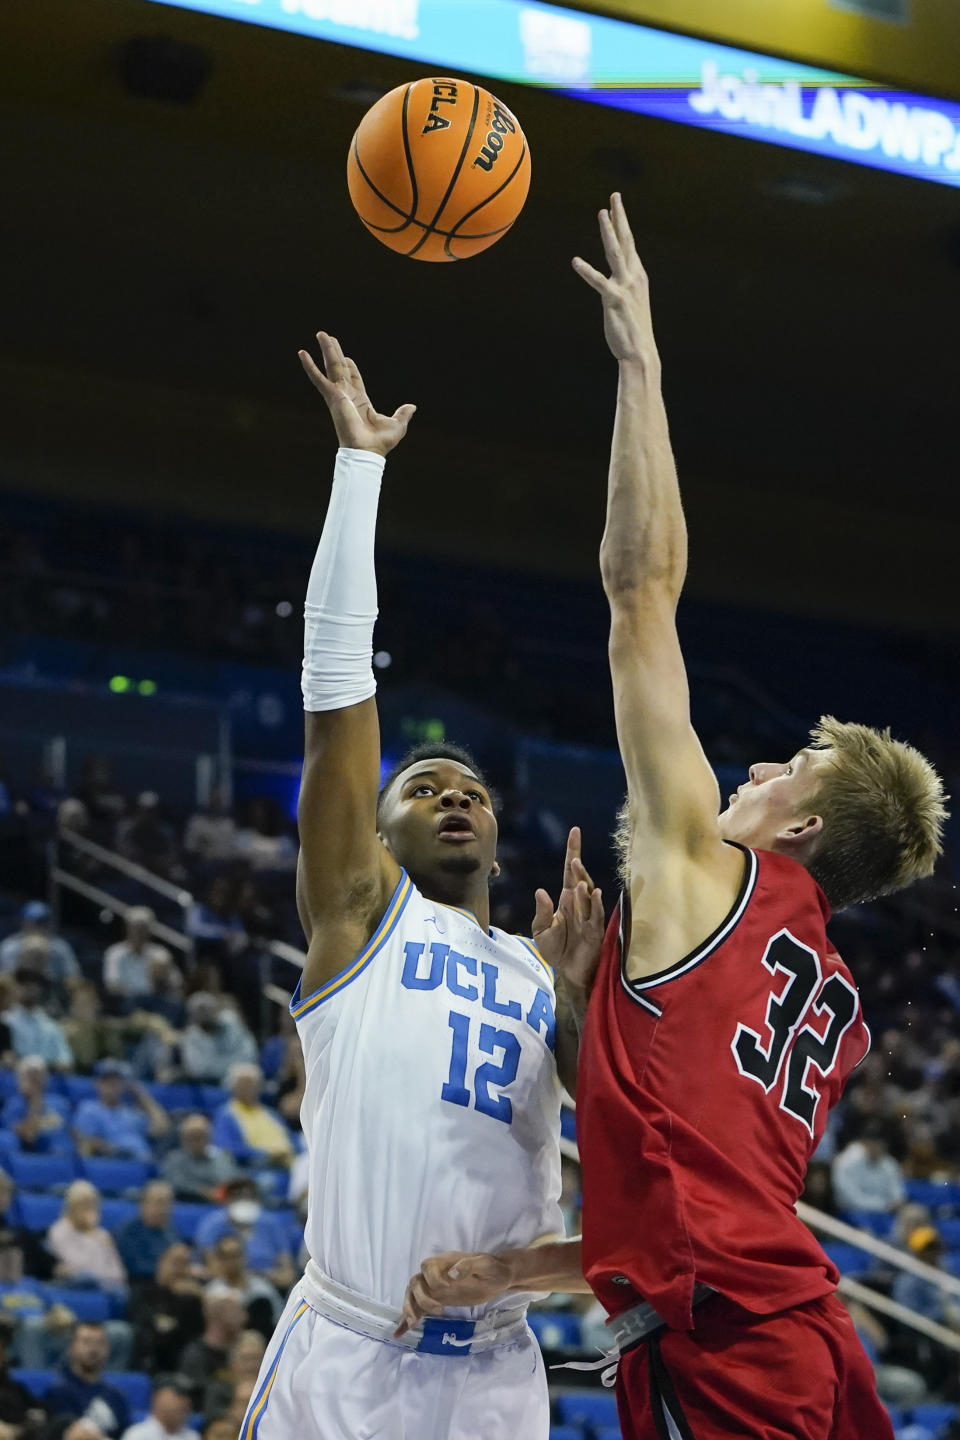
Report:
347,77,531,262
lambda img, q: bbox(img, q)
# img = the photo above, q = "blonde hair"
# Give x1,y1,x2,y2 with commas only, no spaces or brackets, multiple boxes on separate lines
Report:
805,716,948,911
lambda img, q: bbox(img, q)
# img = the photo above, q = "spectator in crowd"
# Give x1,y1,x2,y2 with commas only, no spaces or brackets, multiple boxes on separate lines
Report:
115,795,179,881
180,997,256,1087
117,1378,197,1440
201,1329,265,1421
102,912,178,1009
130,1245,204,1375
892,1226,960,1329
831,1121,907,1214
183,788,237,864
0,902,79,987
61,986,125,1073
133,961,186,1034
74,758,126,838
44,1324,130,1439
200,1422,233,1440
233,799,296,872
204,1235,280,1334
113,1184,179,1287
184,881,246,967
0,1167,55,1281
73,1061,169,1161
273,1035,305,1128
176,1294,245,1408
193,1179,294,1293
47,1182,127,1292
0,973,73,1069
211,1065,293,1169
161,1117,237,1204
892,1201,934,1249
1,1056,72,1153
0,1313,48,1435
841,1298,927,1406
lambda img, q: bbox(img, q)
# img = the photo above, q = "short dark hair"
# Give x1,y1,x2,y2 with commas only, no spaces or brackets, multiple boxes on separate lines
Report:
376,742,500,823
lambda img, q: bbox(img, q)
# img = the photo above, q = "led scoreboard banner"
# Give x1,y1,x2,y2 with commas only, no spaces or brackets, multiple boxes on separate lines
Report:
144,0,960,188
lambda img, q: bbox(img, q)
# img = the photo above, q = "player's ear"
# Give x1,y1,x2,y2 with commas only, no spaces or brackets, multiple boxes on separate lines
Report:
490,859,501,878
775,813,823,852
378,831,394,855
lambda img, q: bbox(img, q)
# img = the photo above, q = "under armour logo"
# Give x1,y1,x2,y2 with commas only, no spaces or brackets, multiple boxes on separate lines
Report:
441,1332,472,1348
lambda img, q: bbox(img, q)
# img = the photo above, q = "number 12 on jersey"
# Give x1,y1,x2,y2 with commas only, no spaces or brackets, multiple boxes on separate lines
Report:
442,1010,521,1125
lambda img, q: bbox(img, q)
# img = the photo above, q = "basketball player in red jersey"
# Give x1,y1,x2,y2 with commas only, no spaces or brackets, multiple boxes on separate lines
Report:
397,196,949,1438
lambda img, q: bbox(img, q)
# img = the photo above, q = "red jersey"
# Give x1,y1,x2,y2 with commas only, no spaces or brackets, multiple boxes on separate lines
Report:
577,843,871,1332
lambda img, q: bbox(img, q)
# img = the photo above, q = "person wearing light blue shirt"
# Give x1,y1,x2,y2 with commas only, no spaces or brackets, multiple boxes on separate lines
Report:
2,973,73,1068
73,1061,170,1160
0,901,79,985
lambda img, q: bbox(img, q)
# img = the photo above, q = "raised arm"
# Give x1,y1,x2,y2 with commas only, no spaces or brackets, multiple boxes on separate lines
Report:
295,334,416,996
573,199,743,968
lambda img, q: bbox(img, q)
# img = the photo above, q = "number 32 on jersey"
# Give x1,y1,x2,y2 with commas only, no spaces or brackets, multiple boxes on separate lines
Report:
731,928,861,1135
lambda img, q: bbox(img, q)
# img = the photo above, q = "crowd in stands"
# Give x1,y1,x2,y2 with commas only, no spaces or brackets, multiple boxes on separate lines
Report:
0,754,959,1437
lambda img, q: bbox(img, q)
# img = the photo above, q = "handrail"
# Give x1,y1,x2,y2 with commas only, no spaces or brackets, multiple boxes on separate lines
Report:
838,1276,960,1354
50,868,193,955
58,828,194,909
796,1199,960,1300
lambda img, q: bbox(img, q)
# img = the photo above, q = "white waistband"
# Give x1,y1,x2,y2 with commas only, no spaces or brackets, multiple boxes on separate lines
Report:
301,1259,530,1356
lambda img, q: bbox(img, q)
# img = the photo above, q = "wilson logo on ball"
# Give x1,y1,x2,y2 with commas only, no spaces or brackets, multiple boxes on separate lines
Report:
472,102,517,172
347,76,531,262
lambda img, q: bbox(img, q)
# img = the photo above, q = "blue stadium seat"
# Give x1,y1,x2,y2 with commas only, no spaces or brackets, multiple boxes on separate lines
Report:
7,1152,76,1190
935,1217,960,1248
197,1085,229,1114
555,1391,620,1429
527,1310,583,1349
80,1157,154,1194
911,1402,959,1434
104,1371,152,1415
904,1180,960,1210
99,1198,138,1230
822,1241,874,1279
595,1429,623,1440
549,1429,583,1440
259,1036,285,1080
841,1209,896,1239
14,1193,61,1232
59,1075,97,1104
41,1286,110,1323
9,1369,57,1398
559,1106,577,1144
0,1128,20,1159
146,1083,198,1113
0,1072,19,1100
173,1202,214,1241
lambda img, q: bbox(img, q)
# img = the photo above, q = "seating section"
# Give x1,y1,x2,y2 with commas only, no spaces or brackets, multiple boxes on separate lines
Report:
80,1157,155,1194
555,1391,620,1430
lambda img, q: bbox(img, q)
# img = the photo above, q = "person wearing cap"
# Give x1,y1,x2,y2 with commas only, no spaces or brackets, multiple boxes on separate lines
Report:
0,972,73,1070
0,901,80,985
102,909,179,1009
0,1055,73,1153
73,1062,169,1160
118,1376,199,1440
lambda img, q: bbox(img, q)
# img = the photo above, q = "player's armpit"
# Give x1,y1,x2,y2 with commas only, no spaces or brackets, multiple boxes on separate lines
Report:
608,592,721,850
297,699,401,994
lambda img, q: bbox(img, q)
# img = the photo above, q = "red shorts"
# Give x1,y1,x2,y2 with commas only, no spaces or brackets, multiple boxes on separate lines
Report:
615,1291,895,1440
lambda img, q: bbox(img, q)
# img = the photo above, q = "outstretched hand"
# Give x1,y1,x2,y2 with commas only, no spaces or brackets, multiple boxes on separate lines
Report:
299,332,417,456
394,1251,515,1338
532,826,604,1001
572,193,660,375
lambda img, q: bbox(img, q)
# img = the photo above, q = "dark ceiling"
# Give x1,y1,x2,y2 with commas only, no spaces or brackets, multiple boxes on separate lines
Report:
2,0,959,634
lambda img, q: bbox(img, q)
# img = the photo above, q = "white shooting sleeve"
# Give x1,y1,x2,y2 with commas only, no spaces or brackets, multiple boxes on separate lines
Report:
301,447,385,713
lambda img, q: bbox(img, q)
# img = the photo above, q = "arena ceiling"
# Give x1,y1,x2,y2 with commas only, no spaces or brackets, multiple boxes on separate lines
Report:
2,0,960,634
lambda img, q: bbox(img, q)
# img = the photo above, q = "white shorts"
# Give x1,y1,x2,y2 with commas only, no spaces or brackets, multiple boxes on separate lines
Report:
240,1284,550,1440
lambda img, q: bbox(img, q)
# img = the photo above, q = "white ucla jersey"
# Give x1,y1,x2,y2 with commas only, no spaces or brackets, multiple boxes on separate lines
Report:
290,869,564,1315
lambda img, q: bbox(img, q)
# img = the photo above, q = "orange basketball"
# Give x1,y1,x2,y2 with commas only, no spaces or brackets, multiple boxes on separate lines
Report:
347,77,531,262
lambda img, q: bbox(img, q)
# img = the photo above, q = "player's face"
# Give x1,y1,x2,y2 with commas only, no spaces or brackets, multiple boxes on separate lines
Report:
379,760,498,884
717,747,830,849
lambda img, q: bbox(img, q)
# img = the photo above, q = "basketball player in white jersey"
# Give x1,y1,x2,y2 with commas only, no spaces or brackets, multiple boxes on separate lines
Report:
239,333,604,1440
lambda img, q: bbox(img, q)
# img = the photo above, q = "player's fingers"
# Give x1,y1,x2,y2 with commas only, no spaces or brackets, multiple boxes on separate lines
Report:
532,888,555,937
392,403,418,426
571,256,609,293
318,331,348,379
598,208,624,277
298,351,333,392
589,886,604,931
563,826,581,891
575,879,591,924
610,192,641,266
572,856,595,892
409,1273,444,1315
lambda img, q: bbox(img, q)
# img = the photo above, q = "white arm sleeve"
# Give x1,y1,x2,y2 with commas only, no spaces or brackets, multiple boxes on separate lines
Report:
301,447,385,713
